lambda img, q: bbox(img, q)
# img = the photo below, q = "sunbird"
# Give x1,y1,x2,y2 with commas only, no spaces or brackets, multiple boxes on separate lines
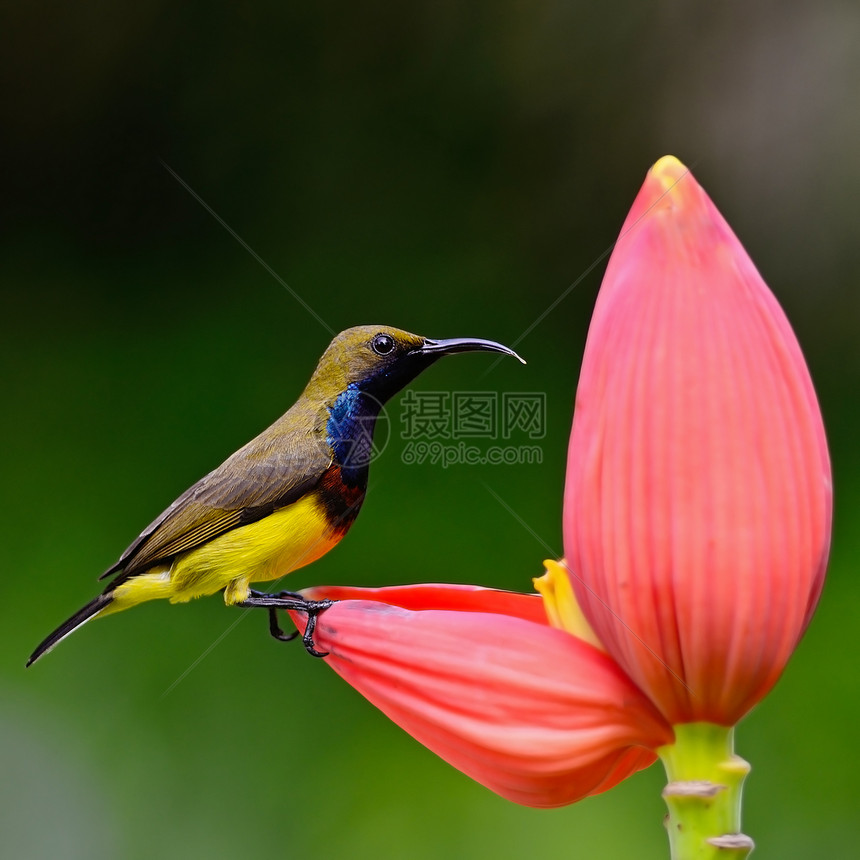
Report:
28,325,523,665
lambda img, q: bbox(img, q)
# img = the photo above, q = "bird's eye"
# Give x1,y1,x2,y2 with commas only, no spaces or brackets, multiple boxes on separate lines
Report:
371,333,395,356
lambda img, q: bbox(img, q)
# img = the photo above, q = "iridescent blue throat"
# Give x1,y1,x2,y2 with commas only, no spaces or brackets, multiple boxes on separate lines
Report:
326,384,382,486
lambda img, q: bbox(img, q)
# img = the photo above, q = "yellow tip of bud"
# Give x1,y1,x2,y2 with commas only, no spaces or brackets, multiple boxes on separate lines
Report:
651,154,688,182
644,155,698,211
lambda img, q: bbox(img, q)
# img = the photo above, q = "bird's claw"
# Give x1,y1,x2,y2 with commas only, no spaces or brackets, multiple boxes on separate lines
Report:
298,600,333,658
267,607,299,642
242,589,332,657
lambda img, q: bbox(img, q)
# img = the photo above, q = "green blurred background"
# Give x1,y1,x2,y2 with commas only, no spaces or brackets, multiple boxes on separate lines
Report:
2,2,858,858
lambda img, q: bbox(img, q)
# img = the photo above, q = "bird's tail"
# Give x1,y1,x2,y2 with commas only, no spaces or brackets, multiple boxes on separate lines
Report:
26,593,114,667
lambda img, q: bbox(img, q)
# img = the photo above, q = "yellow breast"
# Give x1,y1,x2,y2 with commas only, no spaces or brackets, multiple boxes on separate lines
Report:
111,493,339,610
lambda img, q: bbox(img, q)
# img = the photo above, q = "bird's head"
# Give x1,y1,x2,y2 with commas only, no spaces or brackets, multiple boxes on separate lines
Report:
305,325,524,405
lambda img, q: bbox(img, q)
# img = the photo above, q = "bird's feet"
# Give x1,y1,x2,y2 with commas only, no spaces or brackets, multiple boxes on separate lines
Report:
240,590,334,658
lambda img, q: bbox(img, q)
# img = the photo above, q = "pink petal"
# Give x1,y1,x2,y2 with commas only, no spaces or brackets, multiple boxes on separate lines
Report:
301,582,549,625
290,596,672,808
563,156,832,725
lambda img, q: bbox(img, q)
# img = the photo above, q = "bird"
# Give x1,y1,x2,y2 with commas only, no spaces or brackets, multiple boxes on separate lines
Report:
28,325,524,666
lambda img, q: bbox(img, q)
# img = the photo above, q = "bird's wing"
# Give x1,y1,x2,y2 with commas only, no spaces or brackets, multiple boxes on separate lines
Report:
102,429,331,585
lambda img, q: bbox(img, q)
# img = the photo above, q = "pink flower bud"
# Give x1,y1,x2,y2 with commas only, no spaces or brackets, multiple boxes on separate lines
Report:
563,156,832,725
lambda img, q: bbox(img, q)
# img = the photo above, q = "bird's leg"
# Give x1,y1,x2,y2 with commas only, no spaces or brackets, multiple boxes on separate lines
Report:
239,590,334,658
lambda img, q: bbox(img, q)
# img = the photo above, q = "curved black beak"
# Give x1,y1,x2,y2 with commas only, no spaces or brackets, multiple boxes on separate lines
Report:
413,337,526,364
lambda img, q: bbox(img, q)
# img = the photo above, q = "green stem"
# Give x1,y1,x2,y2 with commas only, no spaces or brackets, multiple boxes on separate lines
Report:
657,723,754,860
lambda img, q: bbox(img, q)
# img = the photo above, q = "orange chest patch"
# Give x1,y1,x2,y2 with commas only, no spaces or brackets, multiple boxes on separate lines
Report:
315,465,366,535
